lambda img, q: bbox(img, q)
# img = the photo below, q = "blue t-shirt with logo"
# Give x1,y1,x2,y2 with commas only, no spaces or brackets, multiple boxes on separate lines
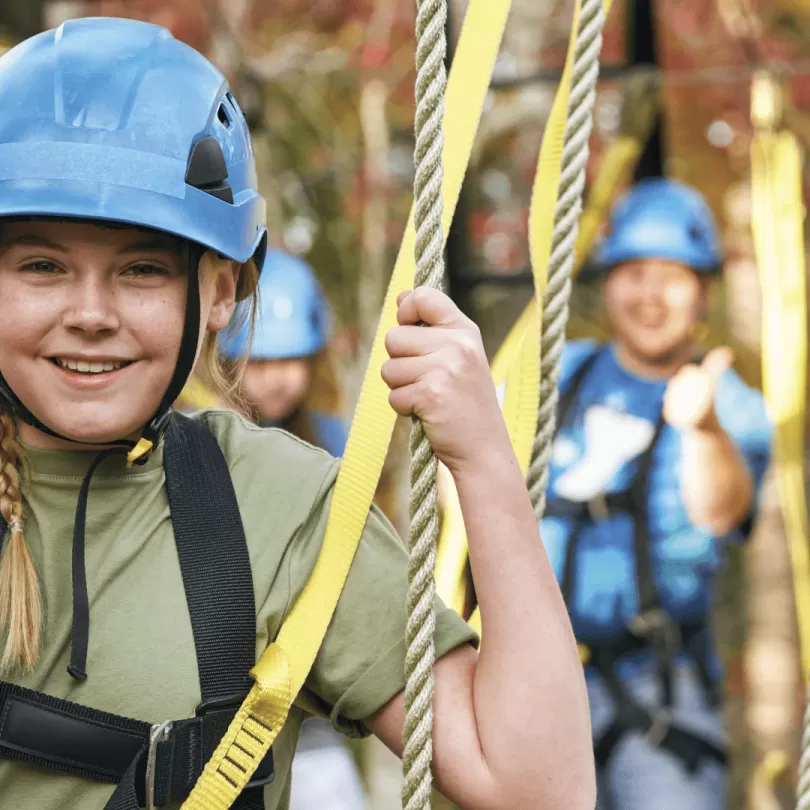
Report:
541,341,771,651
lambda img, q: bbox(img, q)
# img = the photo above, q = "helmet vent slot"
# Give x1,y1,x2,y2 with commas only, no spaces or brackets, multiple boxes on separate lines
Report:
185,135,234,204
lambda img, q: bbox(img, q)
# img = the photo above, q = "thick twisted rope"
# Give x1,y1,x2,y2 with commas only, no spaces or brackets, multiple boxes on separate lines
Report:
527,0,606,517
402,0,446,808
799,688,810,808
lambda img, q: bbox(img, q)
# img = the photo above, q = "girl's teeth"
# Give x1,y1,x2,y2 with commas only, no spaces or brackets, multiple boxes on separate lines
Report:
58,359,125,373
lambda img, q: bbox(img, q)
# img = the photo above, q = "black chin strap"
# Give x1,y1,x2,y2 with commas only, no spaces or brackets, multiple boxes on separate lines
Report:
0,376,71,444
136,243,203,456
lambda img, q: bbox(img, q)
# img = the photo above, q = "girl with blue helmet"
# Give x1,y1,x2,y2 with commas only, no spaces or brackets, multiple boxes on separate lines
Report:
0,17,593,810
543,178,772,809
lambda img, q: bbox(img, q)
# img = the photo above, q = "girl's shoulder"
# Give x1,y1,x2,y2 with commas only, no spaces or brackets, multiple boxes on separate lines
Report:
191,408,341,526
195,407,336,460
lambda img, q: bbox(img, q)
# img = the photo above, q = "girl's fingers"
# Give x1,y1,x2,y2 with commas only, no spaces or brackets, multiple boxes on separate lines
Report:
397,287,467,328
388,383,420,417
381,355,431,390
385,324,453,358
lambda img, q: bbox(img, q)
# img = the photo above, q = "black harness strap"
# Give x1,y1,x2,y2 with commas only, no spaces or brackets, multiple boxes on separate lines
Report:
555,348,608,604
627,413,675,711
631,415,667,620
0,415,272,808
164,414,257,704
588,621,725,771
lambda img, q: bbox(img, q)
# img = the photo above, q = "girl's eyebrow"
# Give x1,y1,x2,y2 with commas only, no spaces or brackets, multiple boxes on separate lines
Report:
0,233,185,257
1,234,67,252
116,237,185,257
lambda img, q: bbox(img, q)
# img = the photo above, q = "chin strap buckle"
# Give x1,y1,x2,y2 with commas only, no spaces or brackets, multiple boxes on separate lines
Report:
127,409,175,467
127,438,154,467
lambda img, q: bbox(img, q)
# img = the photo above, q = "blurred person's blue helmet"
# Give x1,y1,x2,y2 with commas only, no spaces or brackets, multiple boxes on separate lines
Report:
0,17,267,455
592,178,722,275
220,250,329,361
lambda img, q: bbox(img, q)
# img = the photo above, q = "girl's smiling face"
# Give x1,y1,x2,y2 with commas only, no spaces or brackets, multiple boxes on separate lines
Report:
0,219,236,449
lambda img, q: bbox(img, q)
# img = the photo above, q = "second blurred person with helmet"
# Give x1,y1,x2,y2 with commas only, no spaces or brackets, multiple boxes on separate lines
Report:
542,178,772,809
220,248,368,810
220,248,348,456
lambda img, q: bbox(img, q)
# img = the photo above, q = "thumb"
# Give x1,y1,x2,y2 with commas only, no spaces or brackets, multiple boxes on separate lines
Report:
700,346,734,383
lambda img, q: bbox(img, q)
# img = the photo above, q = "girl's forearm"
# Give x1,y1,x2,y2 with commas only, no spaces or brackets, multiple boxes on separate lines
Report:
453,442,595,809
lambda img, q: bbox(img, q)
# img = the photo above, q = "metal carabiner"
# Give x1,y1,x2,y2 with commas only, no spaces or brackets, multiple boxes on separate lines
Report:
644,708,672,748
145,720,173,810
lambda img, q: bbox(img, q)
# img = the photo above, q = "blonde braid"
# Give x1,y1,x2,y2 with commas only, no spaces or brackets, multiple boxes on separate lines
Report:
0,407,41,671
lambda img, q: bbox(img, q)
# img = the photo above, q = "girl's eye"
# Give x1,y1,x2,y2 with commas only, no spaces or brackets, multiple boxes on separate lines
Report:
125,263,167,277
22,260,60,274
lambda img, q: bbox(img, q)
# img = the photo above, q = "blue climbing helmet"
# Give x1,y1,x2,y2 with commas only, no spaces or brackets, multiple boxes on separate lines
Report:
220,249,328,361
0,17,267,458
593,178,722,275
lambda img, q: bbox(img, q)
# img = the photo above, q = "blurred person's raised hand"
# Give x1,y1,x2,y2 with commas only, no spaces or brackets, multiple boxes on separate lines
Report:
663,346,734,432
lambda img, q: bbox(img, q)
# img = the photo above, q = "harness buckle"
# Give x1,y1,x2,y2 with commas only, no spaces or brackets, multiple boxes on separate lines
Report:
195,691,250,716
145,720,173,810
587,492,610,522
644,708,672,748
628,608,672,639
628,608,682,659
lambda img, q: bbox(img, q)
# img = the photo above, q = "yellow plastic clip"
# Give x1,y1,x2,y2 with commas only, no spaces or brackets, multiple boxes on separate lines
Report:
760,749,790,786
126,438,154,467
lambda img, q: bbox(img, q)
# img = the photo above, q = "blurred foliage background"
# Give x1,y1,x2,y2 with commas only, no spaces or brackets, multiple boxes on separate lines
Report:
4,1,810,807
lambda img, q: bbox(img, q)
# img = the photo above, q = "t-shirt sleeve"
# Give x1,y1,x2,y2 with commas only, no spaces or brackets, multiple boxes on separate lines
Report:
282,485,478,737
715,370,773,537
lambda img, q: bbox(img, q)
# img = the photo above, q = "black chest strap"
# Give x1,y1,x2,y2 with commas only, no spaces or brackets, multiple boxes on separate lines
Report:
164,413,257,707
0,414,272,808
550,346,667,617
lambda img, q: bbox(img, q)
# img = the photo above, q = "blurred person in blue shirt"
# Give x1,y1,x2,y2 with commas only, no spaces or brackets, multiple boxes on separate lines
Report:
542,178,771,810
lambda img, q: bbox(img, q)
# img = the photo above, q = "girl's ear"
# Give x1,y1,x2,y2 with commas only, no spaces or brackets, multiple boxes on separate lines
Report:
204,257,239,333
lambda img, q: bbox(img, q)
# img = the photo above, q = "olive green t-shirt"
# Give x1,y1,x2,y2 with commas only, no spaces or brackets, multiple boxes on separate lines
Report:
0,410,476,809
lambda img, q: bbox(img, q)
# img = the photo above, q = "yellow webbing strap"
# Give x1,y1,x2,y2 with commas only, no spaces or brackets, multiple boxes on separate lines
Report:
750,74,810,681
502,0,588,477
436,26,623,621
178,2,511,807
502,0,614,478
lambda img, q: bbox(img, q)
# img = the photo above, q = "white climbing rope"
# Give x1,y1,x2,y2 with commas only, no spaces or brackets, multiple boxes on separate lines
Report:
527,0,607,518
402,0,447,808
401,0,607,805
